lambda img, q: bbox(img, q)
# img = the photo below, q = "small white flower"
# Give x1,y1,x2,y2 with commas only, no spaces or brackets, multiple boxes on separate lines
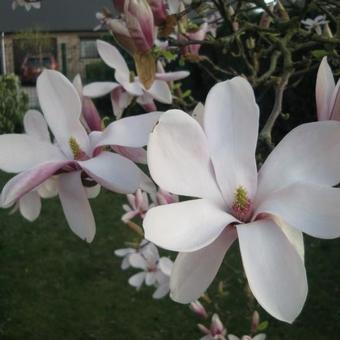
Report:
12,0,41,11
301,15,329,35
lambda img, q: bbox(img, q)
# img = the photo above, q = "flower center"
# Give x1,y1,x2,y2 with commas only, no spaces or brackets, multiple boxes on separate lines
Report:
69,137,86,160
232,186,252,222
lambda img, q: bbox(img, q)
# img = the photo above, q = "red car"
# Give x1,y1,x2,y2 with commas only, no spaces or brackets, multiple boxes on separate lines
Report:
20,54,58,84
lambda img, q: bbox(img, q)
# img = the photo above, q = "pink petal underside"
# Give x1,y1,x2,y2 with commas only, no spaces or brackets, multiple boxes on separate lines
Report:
1,160,73,208
112,145,147,164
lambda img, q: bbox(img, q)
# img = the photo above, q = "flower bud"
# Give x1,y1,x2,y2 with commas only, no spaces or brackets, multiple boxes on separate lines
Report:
189,300,208,319
112,0,126,12
125,0,155,53
148,0,167,26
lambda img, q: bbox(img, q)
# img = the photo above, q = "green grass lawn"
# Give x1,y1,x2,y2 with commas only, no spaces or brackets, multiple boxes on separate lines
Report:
0,173,340,339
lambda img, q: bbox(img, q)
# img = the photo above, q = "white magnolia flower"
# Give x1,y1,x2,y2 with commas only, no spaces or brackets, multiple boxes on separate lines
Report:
144,76,340,322
114,239,149,270
83,40,189,118
128,242,173,299
316,57,340,121
12,0,41,11
301,15,329,35
0,70,160,242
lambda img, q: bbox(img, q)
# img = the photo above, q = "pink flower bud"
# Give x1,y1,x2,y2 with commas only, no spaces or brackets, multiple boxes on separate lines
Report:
181,23,208,56
82,97,102,132
189,300,208,318
251,310,260,333
113,0,126,12
124,0,155,53
148,0,167,26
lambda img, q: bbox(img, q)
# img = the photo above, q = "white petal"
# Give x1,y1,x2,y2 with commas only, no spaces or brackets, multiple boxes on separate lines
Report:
83,82,120,98
121,256,131,270
204,77,259,206
0,134,65,173
147,110,223,203
78,151,142,194
37,70,90,157
141,242,159,264
128,272,146,289
19,191,41,222
316,57,335,120
143,199,237,252
112,146,147,164
23,110,50,141
158,257,173,276
256,182,340,239
58,171,96,243
237,219,308,323
114,248,135,257
145,272,156,286
86,184,101,199
329,80,340,121
155,71,190,82
129,253,148,270
192,102,204,127
147,80,172,104
152,282,169,299
170,228,237,303
257,121,340,202
91,111,162,148
96,40,130,80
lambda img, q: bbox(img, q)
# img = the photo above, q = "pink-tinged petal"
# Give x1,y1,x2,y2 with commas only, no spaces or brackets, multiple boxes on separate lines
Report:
37,70,90,157
125,0,155,53
143,199,237,252
78,151,141,194
129,271,146,288
96,40,130,80
257,121,340,203
155,71,190,82
237,219,308,323
112,145,147,164
82,97,102,132
170,228,237,303
136,92,157,112
19,191,41,222
122,210,138,222
58,171,96,243
110,86,133,119
83,82,120,98
147,80,172,104
23,110,50,141
37,178,58,198
1,160,72,207
147,110,224,203
92,111,162,148
256,182,340,239
316,57,335,120
0,134,65,173
329,80,340,121
204,77,259,206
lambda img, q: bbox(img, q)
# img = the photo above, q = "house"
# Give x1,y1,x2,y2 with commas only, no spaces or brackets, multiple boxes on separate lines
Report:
0,0,115,80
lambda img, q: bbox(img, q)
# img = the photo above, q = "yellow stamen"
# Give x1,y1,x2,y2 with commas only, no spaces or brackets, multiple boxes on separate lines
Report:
69,137,81,159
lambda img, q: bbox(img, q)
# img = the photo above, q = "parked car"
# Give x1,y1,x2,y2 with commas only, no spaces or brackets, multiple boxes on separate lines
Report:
20,54,58,84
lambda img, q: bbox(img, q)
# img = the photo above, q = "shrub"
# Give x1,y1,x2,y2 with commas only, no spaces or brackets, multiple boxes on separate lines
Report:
0,74,28,133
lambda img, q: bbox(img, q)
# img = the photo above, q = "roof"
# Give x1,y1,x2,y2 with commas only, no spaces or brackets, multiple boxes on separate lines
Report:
0,0,116,33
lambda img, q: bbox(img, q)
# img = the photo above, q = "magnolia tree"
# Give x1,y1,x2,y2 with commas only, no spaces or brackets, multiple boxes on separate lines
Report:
3,0,340,338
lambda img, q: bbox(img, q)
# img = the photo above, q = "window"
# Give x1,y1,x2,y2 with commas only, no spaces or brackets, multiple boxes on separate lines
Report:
80,40,98,59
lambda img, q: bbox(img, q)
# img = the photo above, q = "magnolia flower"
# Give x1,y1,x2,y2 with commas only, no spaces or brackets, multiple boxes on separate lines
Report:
198,313,226,340
122,188,152,222
301,15,329,35
144,76,340,323
152,187,178,205
12,0,41,11
189,300,208,319
83,40,188,117
114,239,149,269
128,242,173,298
148,0,168,26
0,70,161,242
316,57,340,121
181,23,209,57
